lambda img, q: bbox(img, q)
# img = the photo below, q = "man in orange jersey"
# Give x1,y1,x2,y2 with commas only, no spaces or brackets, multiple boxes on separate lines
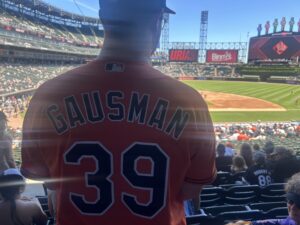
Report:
21,1,216,225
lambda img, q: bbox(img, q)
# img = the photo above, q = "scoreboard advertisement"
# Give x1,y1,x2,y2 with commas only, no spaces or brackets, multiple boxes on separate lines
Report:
248,33,300,62
206,50,239,63
169,49,199,62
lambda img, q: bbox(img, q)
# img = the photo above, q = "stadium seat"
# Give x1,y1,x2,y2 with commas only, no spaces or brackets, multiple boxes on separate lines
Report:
200,187,224,207
249,201,287,212
230,171,246,183
263,207,289,219
186,214,222,225
225,185,260,198
201,186,224,195
217,210,263,222
212,172,231,186
200,197,223,208
260,183,286,196
203,205,248,216
222,185,260,204
259,194,286,202
224,196,259,205
219,183,239,190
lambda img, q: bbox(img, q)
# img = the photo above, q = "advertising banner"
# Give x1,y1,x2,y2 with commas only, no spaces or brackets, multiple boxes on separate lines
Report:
169,49,199,62
206,50,239,63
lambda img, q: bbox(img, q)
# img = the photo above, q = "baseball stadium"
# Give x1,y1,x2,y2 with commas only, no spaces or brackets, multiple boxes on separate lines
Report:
0,0,300,225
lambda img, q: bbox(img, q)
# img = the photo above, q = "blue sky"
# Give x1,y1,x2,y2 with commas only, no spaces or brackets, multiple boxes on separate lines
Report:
43,0,300,43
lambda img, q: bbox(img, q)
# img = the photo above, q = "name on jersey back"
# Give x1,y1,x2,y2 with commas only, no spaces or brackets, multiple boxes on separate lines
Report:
46,90,191,140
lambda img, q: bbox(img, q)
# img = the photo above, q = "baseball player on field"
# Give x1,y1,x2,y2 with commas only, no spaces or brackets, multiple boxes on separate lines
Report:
21,1,216,225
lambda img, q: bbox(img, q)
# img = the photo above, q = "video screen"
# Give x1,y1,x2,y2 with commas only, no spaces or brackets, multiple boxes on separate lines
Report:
248,33,300,62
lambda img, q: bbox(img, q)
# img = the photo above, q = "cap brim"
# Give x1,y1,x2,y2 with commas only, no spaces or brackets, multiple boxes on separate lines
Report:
164,7,175,14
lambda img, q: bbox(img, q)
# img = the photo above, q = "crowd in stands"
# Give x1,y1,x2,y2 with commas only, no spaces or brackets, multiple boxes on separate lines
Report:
185,140,300,224
215,122,300,141
0,9,103,48
155,63,240,78
0,64,75,118
215,141,300,185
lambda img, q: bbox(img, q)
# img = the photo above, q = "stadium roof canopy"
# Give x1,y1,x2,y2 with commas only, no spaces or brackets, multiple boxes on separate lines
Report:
2,0,101,24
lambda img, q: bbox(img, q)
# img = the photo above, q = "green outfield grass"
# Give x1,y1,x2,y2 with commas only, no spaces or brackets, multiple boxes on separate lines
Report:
183,80,300,122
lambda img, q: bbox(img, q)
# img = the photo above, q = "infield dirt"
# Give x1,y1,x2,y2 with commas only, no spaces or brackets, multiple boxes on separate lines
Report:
200,91,286,112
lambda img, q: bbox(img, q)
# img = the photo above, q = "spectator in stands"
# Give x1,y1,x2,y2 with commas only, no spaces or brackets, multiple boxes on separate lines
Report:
225,141,236,156
237,131,249,141
252,143,266,160
231,155,247,174
0,111,16,170
243,153,273,187
263,140,275,156
0,168,48,225
240,143,254,168
271,146,300,183
216,143,233,172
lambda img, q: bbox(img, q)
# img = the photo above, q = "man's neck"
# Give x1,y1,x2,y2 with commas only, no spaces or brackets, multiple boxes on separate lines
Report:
98,36,153,63
98,48,151,63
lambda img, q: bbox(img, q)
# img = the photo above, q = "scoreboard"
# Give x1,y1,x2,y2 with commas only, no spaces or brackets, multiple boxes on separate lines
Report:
248,32,300,62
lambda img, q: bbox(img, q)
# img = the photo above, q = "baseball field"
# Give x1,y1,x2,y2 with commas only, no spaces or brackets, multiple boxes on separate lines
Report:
6,80,300,129
184,80,300,122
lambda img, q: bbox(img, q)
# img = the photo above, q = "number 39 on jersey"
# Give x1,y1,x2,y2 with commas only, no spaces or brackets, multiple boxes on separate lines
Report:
64,142,170,218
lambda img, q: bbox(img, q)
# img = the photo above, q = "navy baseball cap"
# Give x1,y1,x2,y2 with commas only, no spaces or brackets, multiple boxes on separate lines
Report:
99,0,175,14
286,192,300,208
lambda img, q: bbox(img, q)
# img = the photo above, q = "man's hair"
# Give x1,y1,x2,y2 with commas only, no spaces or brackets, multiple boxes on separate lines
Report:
0,111,7,122
216,144,226,156
285,172,300,195
253,143,260,151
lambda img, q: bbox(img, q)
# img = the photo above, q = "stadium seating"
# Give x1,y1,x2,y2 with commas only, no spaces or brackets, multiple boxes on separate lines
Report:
203,205,248,217
263,207,289,220
249,202,287,211
0,8,103,49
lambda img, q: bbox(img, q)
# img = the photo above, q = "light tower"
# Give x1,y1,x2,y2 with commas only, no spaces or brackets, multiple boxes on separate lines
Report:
199,11,208,62
160,13,170,53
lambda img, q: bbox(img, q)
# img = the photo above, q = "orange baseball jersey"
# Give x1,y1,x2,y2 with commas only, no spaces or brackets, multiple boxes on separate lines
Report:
21,60,216,225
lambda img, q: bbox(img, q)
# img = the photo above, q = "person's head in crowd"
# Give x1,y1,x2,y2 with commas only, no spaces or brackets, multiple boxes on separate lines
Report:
240,143,254,167
99,0,175,60
216,143,226,157
272,146,293,160
253,143,260,151
226,141,234,149
285,172,300,224
231,155,247,173
263,141,275,156
0,169,25,224
0,111,8,138
253,152,266,167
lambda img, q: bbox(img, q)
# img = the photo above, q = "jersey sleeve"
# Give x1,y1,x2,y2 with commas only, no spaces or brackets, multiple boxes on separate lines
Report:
21,92,52,180
184,95,217,185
